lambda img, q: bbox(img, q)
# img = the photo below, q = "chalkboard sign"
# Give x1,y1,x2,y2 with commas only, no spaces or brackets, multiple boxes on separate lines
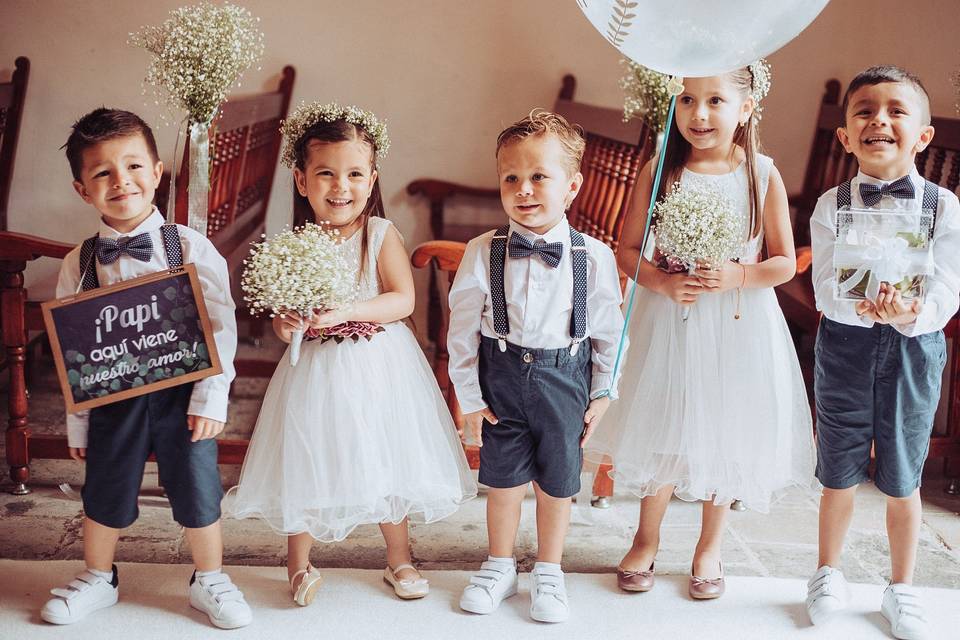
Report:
41,264,222,412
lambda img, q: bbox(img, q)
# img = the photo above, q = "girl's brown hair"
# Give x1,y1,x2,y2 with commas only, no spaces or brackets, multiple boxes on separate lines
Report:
655,67,763,240
291,120,385,278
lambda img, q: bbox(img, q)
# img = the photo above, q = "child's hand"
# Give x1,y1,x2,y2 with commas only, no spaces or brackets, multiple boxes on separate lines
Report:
309,305,354,329
273,310,307,342
461,407,498,447
69,447,86,462
581,396,611,447
855,299,883,323
187,415,225,442
874,283,922,325
661,272,704,306
694,261,743,293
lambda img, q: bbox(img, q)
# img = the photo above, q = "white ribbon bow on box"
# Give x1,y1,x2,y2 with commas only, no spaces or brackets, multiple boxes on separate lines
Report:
837,235,915,301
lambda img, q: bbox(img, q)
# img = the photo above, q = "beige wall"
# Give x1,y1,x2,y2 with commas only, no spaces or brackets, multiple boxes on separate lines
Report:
2,0,958,339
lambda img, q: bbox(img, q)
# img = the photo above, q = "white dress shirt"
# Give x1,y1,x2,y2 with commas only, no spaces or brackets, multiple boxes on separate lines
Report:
55,208,237,447
811,168,960,336
447,217,625,414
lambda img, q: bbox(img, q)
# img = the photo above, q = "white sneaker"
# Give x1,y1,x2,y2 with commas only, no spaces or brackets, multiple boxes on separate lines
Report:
459,560,518,614
529,562,569,623
881,583,929,640
189,570,252,629
805,565,850,625
41,566,119,624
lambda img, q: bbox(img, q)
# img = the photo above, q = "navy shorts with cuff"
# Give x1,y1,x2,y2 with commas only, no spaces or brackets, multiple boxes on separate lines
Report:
814,317,947,498
477,335,591,499
82,382,223,529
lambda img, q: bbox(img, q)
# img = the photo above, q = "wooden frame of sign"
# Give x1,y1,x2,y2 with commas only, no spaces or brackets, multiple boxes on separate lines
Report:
41,263,222,413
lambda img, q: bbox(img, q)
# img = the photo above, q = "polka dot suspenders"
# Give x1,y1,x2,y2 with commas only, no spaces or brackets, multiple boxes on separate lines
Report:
78,225,183,292
489,224,588,354
835,178,939,237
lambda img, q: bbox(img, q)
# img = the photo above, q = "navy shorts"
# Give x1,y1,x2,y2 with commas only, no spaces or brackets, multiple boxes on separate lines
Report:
814,318,947,497
477,336,592,498
82,382,223,529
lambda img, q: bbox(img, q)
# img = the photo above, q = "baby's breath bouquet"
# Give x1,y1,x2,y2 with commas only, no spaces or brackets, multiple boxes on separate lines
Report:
654,182,744,320
620,59,672,133
242,223,356,365
130,2,264,236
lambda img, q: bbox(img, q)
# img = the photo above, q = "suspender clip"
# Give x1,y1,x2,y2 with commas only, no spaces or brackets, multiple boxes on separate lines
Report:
569,339,581,356
497,337,507,353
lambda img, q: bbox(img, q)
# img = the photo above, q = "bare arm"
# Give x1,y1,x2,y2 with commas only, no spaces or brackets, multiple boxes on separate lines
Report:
312,225,416,327
749,165,796,288
696,165,797,292
616,158,704,305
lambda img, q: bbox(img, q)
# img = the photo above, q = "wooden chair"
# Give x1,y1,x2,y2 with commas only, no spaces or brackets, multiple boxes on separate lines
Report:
410,75,656,502
0,57,29,232
775,79,960,488
1,66,295,493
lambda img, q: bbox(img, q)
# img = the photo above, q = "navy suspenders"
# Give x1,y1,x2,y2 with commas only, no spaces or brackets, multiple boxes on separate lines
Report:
78,224,183,292
836,178,939,237
489,224,588,353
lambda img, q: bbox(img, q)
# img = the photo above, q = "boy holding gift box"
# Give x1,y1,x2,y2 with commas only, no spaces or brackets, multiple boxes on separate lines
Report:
807,66,960,639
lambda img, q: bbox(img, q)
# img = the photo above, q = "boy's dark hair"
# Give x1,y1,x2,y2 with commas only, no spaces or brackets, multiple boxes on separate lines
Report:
63,108,160,181
842,65,931,124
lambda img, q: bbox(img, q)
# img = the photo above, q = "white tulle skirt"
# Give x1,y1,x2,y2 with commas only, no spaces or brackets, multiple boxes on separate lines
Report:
585,285,818,513
224,321,477,542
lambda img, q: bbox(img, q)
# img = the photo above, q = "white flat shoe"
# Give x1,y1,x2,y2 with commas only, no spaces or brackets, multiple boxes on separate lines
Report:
290,565,324,606
383,564,429,600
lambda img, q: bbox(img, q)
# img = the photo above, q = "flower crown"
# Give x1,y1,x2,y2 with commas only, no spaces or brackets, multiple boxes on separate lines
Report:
748,59,772,122
280,101,390,168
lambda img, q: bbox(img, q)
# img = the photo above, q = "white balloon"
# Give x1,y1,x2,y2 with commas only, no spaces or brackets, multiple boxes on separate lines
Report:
577,0,830,77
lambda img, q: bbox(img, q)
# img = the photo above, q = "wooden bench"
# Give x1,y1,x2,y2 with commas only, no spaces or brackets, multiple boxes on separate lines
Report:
1,66,295,493
775,79,960,489
410,75,656,502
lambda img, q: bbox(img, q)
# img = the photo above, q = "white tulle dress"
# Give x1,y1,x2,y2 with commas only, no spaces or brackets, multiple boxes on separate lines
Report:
225,216,477,541
585,155,817,513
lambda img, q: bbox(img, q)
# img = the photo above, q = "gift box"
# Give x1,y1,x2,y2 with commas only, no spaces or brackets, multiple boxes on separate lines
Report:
833,207,935,301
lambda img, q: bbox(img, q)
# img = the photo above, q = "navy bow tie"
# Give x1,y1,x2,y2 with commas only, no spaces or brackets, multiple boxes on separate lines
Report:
859,176,915,207
508,233,564,268
95,233,154,264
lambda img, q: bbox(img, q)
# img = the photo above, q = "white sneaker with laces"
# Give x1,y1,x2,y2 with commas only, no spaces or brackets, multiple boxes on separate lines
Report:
189,570,252,629
459,559,518,614
881,583,929,640
805,565,850,625
41,566,119,624
529,562,569,623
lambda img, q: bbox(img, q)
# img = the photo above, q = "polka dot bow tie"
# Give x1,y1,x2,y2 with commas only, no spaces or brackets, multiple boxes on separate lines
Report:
508,233,564,268
859,176,915,207
95,233,154,264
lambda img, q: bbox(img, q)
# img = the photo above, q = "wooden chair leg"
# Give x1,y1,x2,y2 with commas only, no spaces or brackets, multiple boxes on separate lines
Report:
590,462,614,508
2,261,31,494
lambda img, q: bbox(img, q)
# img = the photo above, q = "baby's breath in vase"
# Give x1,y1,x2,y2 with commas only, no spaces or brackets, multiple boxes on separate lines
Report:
241,223,357,366
654,183,745,321
130,2,264,236
620,59,672,137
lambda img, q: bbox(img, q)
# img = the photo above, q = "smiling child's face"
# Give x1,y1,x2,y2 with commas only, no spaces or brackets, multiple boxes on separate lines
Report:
838,81,934,181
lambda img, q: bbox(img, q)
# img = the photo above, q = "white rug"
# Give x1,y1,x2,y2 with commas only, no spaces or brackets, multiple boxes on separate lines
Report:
2,560,957,639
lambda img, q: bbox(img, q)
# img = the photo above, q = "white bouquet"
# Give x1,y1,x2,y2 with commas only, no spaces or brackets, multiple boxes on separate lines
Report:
654,182,744,320
619,59,673,132
130,2,264,236
129,2,264,124
242,223,356,365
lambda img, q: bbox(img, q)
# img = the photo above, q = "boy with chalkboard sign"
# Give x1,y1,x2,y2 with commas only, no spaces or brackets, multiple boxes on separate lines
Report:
40,109,250,629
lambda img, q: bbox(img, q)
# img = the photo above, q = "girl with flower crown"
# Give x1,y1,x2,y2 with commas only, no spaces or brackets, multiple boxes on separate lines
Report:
585,64,817,599
226,103,476,604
